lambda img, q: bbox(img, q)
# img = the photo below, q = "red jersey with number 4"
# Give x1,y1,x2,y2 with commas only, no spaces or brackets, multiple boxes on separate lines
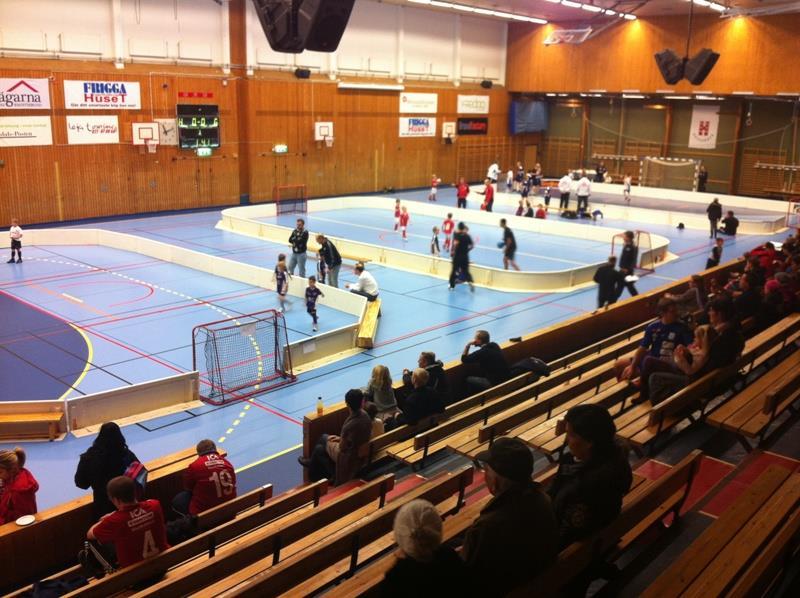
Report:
92,500,169,568
442,219,454,235
399,212,410,227
184,452,237,515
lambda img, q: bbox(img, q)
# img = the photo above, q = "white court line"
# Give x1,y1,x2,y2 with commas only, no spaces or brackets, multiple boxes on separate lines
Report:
61,292,84,303
307,215,591,266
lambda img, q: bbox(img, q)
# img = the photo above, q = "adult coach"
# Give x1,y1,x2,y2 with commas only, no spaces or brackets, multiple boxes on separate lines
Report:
499,219,520,271
558,172,572,211
316,234,342,287
593,256,624,310
576,171,591,213
288,218,309,277
455,177,470,209
618,230,639,298
449,222,474,291
345,262,379,301
697,165,709,192
706,198,722,239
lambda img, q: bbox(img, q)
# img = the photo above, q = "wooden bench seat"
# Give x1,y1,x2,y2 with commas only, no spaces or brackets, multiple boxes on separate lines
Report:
642,464,800,598
356,299,381,349
0,410,64,441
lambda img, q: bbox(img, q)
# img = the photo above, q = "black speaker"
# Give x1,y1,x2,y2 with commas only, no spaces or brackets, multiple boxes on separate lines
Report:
684,48,720,85
654,49,684,85
251,0,354,54
294,68,311,79
480,80,493,89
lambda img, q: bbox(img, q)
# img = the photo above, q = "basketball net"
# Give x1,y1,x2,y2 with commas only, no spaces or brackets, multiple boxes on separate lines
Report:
323,136,334,148
145,140,158,154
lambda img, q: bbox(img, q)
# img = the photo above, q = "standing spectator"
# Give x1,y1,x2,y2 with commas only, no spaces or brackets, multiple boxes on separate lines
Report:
532,163,543,196
558,172,572,211
576,171,592,213
697,164,709,192
461,330,511,393
299,389,372,484
87,476,169,569
594,162,607,183
402,351,449,401
706,237,724,269
462,437,559,597
499,219,520,271
345,262,379,302
706,198,722,239
720,210,740,236
288,218,309,277
477,179,495,212
0,447,38,525
455,178,469,209
617,230,640,298
549,405,632,546
380,499,468,597
316,234,342,288
172,439,236,516
593,256,624,310
390,369,445,428
75,422,138,519
449,222,475,291
364,364,398,418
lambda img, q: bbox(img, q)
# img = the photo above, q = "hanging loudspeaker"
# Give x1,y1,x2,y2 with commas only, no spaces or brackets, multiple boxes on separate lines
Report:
294,68,311,79
480,80,493,89
251,0,355,54
654,49,684,85
684,48,720,85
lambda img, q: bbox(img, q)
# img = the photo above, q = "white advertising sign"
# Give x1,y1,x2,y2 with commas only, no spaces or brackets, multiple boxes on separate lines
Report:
457,95,490,114
399,117,436,138
0,78,51,110
688,104,720,150
0,116,53,146
64,80,142,110
399,92,438,114
66,115,120,145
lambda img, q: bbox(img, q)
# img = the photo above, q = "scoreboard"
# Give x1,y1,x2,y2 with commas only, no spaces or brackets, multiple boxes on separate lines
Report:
177,104,220,149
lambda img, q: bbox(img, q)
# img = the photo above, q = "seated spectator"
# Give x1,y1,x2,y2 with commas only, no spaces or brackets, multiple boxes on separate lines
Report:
751,242,777,277
389,369,445,429
298,389,372,485
364,364,398,418
172,439,236,517
732,272,762,323
719,210,739,236
365,402,385,438
380,499,468,597
549,405,632,547
762,278,786,325
665,274,707,319
88,476,169,569
461,330,511,394
535,204,547,219
0,447,38,525
461,437,559,597
402,351,449,402
75,422,139,519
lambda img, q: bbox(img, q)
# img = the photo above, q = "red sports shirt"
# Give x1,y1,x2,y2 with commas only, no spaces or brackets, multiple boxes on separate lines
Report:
92,500,169,568
431,177,439,188
456,183,469,199
484,184,494,202
184,452,237,515
399,212,410,227
442,219,454,235
394,206,401,218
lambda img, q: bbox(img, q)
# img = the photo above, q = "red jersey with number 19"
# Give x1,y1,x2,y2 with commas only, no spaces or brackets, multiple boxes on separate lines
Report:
184,452,237,515
92,500,169,568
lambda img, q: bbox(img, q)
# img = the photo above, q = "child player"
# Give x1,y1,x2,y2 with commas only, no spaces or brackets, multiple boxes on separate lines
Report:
623,173,632,203
305,276,324,332
428,174,441,202
399,206,410,241
393,199,401,231
431,226,440,256
272,254,291,312
8,218,23,264
442,213,455,253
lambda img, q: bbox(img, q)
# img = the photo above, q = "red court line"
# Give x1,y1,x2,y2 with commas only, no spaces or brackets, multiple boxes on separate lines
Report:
57,280,156,308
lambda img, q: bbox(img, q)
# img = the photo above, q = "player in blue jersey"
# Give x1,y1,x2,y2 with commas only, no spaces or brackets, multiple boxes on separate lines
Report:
306,276,325,331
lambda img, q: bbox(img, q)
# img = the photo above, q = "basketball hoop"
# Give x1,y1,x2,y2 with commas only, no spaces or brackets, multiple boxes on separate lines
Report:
145,140,158,154
323,136,334,148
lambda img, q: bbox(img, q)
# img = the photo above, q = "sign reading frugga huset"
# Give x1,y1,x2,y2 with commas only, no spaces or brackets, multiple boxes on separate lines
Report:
63,80,142,110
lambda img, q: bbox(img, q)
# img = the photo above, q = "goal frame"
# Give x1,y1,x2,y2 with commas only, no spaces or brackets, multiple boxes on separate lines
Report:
273,183,308,215
639,156,700,192
192,309,296,405
610,230,657,274
787,200,800,232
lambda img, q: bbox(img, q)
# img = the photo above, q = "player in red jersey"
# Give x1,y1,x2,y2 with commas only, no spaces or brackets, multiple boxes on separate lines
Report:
88,476,169,569
442,213,455,253
455,177,469,209
399,207,410,241
428,174,441,202
477,178,495,212
173,439,237,516
393,199,401,231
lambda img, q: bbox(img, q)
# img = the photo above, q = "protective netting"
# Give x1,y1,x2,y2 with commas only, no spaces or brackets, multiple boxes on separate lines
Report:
640,157,698,191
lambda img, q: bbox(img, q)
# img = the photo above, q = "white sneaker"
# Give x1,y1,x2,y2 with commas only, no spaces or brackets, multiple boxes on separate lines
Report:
312,324,318,331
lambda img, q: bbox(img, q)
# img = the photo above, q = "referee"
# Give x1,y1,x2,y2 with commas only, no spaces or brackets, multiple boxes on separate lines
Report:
449,222,475,292
499,219,520,271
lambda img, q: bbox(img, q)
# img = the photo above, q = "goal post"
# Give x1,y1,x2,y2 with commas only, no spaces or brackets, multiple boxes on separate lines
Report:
273,183,307,215
192,309,295,405
611,230,658,273
639,157,700,191
787,200,800,232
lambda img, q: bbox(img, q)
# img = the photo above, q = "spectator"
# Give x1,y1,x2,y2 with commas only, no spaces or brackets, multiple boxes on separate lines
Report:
172,439,236,517
706,237,724,269
365,403,385,438
763,279,786,324
549,405,632,546
706,198,722,239
87,476,169,569
364,364,398,418
751,242,777,277
461,330,511,393
75,422,138,519
593,256,624,310
462,437,559,596
697,165,709,192
665,274,707,319
558,172,572,211
391,369,445,428
298,389,372,485
617,230,639,298
0,447,38,525
288,218,309,277
534,203,547,219
380,499,468,597
346,262,379,302
316,234,342,288
720,210,739,236
402,351,449,402
732,273,762,323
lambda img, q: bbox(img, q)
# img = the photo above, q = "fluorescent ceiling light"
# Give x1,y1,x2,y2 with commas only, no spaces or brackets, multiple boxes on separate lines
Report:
605,9,616,15
545,0,562,3
430,1,453,7
708,2,725,11
656,89,675,94
589,89,607,93
530,17,548,24
338,82,405,91
665,95,692,99
623,94,646,99
623,14,637,20
407,0,431,4
581,4,603,12
692,0,711,7
558,93,569,96
474,7,494,15
452,4,474,11
696,96,724,100
546,93,557,96
777,92,800,96
561,1,582,7
622,89,640,93
732,91,754,95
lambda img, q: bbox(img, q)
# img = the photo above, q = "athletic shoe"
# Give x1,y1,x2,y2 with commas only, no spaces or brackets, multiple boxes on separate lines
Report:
469,283,475,293
448,286,454,291
312,324,318,331
16,258,21,263
6,259,14,264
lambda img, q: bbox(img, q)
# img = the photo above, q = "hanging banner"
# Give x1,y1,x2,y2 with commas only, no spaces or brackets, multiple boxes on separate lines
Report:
63,80,142,110
0,116,53,146
0,78,51,110
457,117,488,136
399,92,438,114
66,115,120,145
688,104,720,150
457,95,490,114
399,117,436,137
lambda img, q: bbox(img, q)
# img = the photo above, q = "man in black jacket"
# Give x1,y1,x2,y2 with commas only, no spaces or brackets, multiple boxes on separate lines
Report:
706,197,722,239
461,330,511,393
593,256,624,310
617,230,639,299
288,218,309,277
394,369,445,426
315,234,342,287
402,351,450,403
720,210,739,236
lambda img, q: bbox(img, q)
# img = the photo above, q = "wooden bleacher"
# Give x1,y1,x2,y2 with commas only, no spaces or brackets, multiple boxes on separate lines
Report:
642,464,800,598
356,298,381,349
0,410,64,441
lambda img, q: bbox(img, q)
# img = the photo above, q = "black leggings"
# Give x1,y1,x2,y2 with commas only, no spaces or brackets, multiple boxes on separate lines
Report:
449,258,473,288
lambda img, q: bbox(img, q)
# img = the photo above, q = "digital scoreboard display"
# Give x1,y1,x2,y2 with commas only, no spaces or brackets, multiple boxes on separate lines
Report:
177,104,220,149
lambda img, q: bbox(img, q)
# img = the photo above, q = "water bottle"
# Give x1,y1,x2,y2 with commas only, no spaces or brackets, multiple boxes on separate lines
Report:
316,396,324,416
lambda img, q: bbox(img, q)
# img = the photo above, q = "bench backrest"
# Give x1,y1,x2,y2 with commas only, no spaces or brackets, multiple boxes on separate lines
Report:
764,367,800,415
197,483,274,531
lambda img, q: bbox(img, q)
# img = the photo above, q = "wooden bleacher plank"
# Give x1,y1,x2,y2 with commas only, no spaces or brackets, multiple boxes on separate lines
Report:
0,411,64,441
356,299,381,349
740,385,800,439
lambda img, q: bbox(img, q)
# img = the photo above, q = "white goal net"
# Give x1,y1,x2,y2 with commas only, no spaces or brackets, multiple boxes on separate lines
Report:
640,157,699,191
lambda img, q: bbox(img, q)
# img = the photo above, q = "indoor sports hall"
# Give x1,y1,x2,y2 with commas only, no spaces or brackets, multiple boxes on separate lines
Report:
1,0,799,595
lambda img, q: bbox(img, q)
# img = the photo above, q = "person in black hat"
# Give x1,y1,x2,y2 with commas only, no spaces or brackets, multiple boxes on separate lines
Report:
459,437,559,597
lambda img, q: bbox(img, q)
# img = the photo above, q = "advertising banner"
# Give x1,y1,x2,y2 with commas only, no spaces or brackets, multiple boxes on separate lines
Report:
66,115,120,145
688,104,720,150
0,116,53,146
457,95,490,114
457,117,488,136
399,117,436,137
64,80,142,110
399,92,438,114
0,78,51,110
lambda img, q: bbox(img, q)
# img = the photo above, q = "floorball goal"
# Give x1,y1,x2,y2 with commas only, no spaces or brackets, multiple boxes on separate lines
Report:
193,309,295,405
274,183,308,215
611,230,658,273
639,157,699,191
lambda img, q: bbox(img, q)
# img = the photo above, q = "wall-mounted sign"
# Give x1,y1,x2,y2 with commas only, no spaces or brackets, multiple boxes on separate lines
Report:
399,92,438,114
178,91,214,99
272,144,289,154
0,78,51,110
0,116,53,146
457,95,490,114
688,104,720,150
196,147,213,157
457,117,488,136
66,115,120,145
64,80,141,110
399,117,436,137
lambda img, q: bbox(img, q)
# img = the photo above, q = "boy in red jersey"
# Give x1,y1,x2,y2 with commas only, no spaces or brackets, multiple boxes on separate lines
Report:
173,439,237,516
399,206,410,241
455,178,469,209
393,199,401,231
477,178,494,212
442,213,455,253
428,174,441,202
88,476,169,569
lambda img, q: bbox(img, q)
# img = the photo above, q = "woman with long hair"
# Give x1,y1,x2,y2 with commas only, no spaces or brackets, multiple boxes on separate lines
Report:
0,447,39,524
